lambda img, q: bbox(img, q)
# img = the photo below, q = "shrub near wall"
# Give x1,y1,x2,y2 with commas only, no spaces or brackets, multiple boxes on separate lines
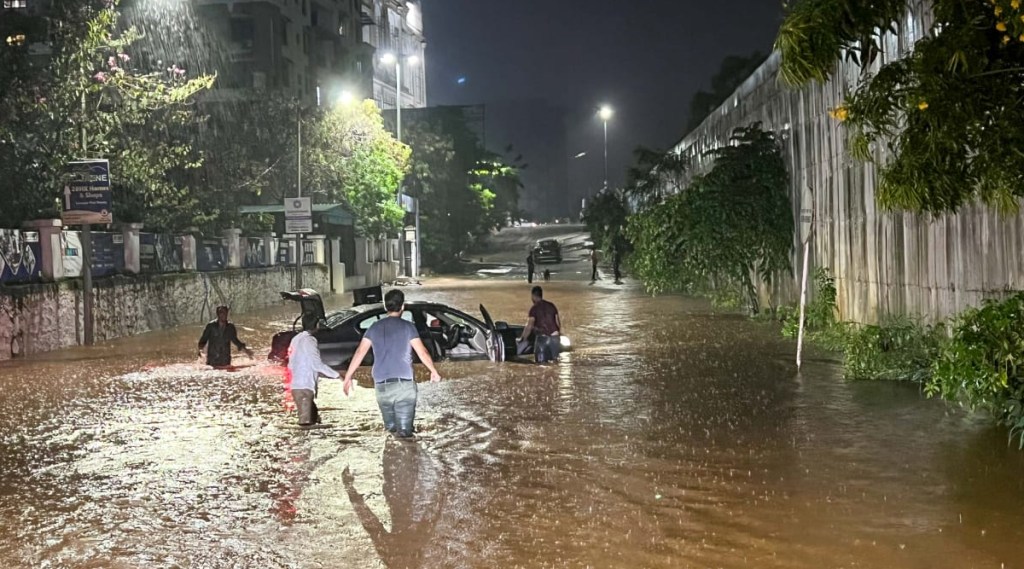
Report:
927,293,1024,448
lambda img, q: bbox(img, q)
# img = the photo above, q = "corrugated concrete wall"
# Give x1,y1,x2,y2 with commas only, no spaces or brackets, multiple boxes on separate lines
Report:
672,1,1024,323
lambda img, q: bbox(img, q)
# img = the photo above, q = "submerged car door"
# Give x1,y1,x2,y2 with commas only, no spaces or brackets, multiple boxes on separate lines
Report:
478,304,506,362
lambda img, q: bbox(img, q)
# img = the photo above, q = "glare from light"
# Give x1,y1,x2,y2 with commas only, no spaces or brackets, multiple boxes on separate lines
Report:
380,52,397,65
560,336,572,348
406,54,420,65
337,90,355,105
598,105,614,121
573,151,587,159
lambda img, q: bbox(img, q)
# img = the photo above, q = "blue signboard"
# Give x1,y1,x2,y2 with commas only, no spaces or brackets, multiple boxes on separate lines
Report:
90,232,124,277
63,160,113,225
0,229,42,283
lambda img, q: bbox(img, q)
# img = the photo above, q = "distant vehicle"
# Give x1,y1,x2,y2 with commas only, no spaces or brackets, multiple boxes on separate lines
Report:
268,289,572,367
532,239,562,264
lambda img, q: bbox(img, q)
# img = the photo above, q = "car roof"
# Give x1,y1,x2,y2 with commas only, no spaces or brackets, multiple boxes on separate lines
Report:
327,300,467,317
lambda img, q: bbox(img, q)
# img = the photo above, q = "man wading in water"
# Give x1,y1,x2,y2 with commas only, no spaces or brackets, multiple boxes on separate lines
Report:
517,285,562,364
341,290,442,438
198,306,253,367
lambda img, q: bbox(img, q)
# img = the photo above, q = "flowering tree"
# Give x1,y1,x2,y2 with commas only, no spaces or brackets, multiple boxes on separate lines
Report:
777,0,1024,214
0,0,213,229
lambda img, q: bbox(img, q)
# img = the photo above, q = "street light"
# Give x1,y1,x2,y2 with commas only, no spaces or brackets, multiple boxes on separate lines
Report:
380,51,421,278
598,105,614,192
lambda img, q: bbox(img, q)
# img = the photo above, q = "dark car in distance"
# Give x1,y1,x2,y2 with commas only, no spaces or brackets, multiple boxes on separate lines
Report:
532,239,562,264
268,289,572,367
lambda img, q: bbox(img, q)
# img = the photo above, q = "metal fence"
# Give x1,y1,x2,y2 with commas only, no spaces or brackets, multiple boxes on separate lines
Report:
669,1,1024,323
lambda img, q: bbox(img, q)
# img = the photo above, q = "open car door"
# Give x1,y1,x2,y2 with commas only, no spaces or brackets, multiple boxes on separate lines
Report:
479,304,506,362
280,289,326,331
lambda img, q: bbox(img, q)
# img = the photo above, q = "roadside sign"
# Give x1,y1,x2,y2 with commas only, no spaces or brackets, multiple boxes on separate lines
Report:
284,197,313,234
799,186,813,243
63,160,112,225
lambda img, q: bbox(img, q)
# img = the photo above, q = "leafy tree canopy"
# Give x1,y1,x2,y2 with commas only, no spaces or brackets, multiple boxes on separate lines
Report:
627,124,793,313
0,0,213,230
686,52,767,131
777,0,1024,214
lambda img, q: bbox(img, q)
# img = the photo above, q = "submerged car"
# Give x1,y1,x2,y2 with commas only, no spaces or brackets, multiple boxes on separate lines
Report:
532,239,562,264
269,288,572,367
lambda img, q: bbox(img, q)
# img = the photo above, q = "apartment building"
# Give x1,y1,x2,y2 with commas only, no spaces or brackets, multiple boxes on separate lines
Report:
360,0,426,110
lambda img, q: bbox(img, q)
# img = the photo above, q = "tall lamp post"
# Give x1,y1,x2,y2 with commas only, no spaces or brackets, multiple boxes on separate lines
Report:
598,105,614,193
380,52,420,277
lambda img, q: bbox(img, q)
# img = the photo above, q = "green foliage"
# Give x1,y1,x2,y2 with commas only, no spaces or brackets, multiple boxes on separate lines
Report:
0,0,213,230
582,189,629,254
306,100,409,237
927,293,1024,447
777,0,1024,214
781,267,838,338
624,146,688,212
844,316,946,382
627,123,793,314
687,52,767,130
404,110,521,269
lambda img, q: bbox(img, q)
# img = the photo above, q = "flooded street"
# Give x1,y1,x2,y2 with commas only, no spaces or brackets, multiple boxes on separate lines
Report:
1,277,1022,568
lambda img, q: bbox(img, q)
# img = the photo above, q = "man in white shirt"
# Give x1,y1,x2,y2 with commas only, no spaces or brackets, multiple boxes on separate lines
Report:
287,320,339,426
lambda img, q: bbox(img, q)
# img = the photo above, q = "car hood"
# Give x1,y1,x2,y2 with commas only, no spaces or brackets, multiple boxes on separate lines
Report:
280,289,325,328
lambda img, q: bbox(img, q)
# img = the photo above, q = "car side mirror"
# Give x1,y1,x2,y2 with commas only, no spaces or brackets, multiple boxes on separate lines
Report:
495,321,509,330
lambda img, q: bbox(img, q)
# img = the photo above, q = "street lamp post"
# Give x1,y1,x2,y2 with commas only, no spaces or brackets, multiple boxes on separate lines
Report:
598,105,614,193
381,52,420,278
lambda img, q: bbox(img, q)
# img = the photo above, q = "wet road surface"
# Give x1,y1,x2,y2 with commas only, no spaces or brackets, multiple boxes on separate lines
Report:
1,278,1023,568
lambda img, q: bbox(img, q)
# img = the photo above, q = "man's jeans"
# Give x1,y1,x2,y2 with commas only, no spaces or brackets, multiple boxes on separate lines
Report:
375,379,418,436
535,334,561,363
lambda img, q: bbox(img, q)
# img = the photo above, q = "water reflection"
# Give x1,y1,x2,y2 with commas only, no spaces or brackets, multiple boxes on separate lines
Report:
343,438,444,569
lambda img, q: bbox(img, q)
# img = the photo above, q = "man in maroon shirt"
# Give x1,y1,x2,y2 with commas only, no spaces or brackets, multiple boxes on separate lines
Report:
517,286,562,363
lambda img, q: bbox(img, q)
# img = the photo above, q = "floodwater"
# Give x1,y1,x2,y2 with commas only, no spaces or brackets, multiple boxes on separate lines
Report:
1,278,1022,568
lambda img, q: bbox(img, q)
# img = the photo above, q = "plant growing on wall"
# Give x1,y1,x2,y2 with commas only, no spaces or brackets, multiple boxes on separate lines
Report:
627,123,793,314
777,0,1024,214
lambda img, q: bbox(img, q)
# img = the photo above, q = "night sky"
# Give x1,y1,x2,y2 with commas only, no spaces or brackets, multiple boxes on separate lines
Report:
421,0,785,217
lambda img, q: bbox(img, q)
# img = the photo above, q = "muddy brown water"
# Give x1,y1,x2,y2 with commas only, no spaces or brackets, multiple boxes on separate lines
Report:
0,279,1021,568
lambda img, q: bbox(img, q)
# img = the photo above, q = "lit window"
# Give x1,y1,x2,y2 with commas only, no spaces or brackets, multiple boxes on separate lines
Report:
3,0,28,9
5,34,26,46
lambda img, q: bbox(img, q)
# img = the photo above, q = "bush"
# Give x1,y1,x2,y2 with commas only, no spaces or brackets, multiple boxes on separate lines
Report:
926,293,1024,447
844,316,946,382
780,268,838,339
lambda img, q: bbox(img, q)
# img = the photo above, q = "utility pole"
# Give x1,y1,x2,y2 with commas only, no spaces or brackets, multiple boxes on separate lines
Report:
295,109,303,289
80,91,94,346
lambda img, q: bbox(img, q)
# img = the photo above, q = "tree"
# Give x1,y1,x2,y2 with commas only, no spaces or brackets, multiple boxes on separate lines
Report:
627,124,793,313
306,100,409,238
403,109,522,269
624,146,688,212
686,52,767,131
582,189,629,254
776,0,1024,214
0,0,213,230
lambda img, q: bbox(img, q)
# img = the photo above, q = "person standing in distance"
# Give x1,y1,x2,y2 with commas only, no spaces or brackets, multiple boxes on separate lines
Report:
198,305,253,367
287,319,339,426
516,286,562,364
526,250,536,284
342,290,442,438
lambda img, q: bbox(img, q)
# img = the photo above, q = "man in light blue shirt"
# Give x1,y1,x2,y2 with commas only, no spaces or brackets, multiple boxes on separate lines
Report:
342,290,441,438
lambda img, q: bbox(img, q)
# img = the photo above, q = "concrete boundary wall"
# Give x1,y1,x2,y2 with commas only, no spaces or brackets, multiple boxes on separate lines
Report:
0,265,328,360
670,1,1024,323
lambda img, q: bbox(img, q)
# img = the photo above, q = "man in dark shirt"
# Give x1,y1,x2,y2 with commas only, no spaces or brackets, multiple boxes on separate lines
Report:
517,286,562,363
526,252,536,284
198,306,253,367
